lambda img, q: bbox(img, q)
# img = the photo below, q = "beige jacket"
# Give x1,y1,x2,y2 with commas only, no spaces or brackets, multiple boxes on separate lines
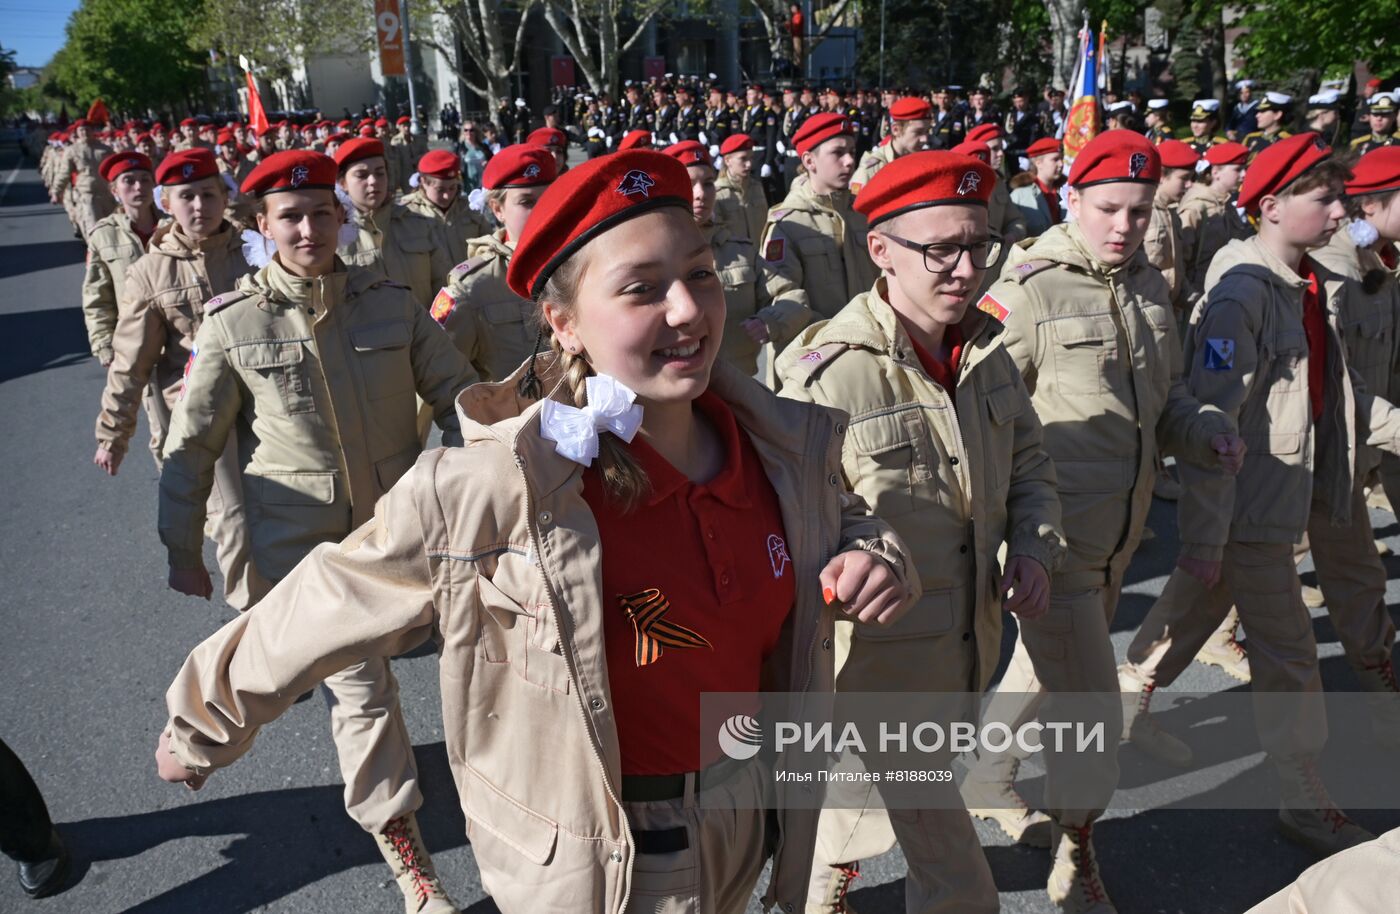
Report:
1310,227,1400,480
975,176,1029,298
1177,236,1400,559
760,177,879,348
158,258,475,579
850,142,896,194
401,189,493,268
988,222,1234,587
707,220,769,377
1245,826,1400,914
1178,182,1252,295
96,221,253,455
1143,200,1193,312
390,133,428,193
52,138,110,198
163,353,917,914
778,280,1065,690
338,202,455,310
715,170,767,244
438,230,532,382
82,211,158,358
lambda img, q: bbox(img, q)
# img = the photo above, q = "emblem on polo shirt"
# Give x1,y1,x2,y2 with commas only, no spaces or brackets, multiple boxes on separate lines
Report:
767,534,790,579
524,163,541,178
957,171,981,196
618,588,712,667
617,170,655,198
290,165,309,187
1129,151,1149,178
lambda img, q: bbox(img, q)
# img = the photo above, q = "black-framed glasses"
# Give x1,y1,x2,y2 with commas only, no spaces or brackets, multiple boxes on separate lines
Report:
880,233,1001,274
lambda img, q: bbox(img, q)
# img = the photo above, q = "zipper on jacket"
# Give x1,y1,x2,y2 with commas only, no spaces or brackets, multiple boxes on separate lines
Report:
511,452,635,914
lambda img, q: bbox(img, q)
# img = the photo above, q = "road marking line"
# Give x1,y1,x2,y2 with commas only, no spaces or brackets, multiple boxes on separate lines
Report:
0,159,22,205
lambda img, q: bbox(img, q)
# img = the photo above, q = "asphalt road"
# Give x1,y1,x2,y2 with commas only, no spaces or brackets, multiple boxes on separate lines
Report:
1,140,1398,914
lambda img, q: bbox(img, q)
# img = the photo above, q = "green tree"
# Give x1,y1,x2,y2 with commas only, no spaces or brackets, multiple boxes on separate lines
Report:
53,0,209,113
1230,0,1400,81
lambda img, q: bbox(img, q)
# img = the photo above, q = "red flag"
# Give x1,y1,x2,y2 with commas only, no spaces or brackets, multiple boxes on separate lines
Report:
245,71,270,137
86,98,110,123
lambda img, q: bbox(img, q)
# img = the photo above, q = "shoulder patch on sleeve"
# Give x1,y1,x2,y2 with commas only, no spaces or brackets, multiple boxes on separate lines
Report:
769,208,791,223
764,236,786,263
976,291,1010,322
205,290,250,315
1009,259,1058,284
790,342,850,383
430,287,458,325
1203,337,1235,371
449,255,491,283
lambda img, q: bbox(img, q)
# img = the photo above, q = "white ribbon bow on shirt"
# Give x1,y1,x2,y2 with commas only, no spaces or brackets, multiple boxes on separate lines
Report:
539,374,644,466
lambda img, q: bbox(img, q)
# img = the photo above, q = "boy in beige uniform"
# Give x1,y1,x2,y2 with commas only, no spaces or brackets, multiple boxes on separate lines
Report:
963,131,1246,913
714,132,768,245
779,152,1066,914
159,150,475,914
400,148,492,266
1120,135,1400,858
848,96,933,194
52,120,114,238
1178,141,1252,294
759,113,879,351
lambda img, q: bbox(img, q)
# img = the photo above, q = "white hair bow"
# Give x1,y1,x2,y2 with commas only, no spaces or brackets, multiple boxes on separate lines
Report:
539,375,644,466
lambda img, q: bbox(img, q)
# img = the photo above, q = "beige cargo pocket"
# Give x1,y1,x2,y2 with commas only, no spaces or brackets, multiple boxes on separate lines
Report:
848,409,930,518
1051,317,1117,395
373,447,419,492
984,383,1022,499
247,471,344,580
461,762,560,866
1054,458,1134,561
235,339,314,414
854,588,958,642
1344,310,1392,372
1267,329,1307,392
475,575,571,693
350,319,416,402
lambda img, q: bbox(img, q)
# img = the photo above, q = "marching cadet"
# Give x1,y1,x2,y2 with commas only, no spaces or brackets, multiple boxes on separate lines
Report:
703,84,735,153
1244,92,1294,157
672,83,702,143
849,96,933,194
334,137,454,310
1009,137,1064,238
155,148,915,914
1186,99,1227,157
963,132,1245,913
960,126,1029,293
652,83,678,146
665,140,772,378
1313,147,1400,549
742,84,781,199
623,82,653,136
1305,90,1345,149
401,148,492,267
759,113,879,351
432,144,556,382
1178,142,1252,296
930,87,966,150
714,133,767,244
1351,91,1398,156
778,151,1065,914
82,152,159,368
1143,139,1199,314
1144,98,1174,144
779,86,816,191
215,128,255,225
53,119,114,239
155,150,474,914
91,148,255,608
1119,135,1400,858
391,115,428,193
526,126,570,176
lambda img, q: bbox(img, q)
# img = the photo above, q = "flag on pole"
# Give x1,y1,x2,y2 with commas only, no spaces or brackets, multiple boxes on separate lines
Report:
244,67,270,137
86,98,110,124
1063,16,1100,165
1097,20,1109,95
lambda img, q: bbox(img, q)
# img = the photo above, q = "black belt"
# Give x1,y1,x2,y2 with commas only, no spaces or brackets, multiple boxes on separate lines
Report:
620,754,751,803
632,826,688,855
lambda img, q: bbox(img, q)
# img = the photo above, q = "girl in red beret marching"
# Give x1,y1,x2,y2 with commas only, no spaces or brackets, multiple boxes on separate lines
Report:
155,150,917,913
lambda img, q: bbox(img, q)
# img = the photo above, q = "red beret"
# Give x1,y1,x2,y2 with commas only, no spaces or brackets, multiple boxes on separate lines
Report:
240,150,338,196
357,125,376,137
155,148,218,186
1238,132,1330,214
179,117,197,127
98,151,153,182
854,151,996,226
396,116,411,125
358,119,373,129
1204,142,1248,167
618,130,653,151
794,112,855,155
527,127,568,150
482,144,557,190
334,137,386,170
216,128,236,145
1156,139,1200,170
135,132,152,144
889,97,933,121
151,122,166,133
951,140,991,164
417,149,461,179
964,123,1004,145
1347,146,1400,196
374,117,389,128
1067,129,1161,187
664,140,712,167
719,133,753,155
506,150,691,299
1026,137,1062,158
337,120,352,129
72,118,89,129
325,132,350,146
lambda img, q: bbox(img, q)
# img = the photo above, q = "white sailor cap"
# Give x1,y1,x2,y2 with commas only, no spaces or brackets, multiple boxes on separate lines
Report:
1106,100,1134,114
1307,89,1341,110
1236,79,1255,89
1147,98,1170,110
1258,91,1293,110
1190,98,1222,118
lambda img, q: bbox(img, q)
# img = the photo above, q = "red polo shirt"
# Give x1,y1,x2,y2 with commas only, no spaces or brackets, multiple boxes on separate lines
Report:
582,390,795,775
906,322,964,403
1299,257,1326,421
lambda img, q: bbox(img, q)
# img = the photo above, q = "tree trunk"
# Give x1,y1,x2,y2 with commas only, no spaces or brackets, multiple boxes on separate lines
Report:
1209,5,1228,106
1043,0,1085,92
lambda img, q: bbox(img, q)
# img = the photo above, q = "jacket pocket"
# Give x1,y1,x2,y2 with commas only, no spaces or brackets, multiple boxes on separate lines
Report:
374,447,419,493
1054,458,1134,561
350,319,416,402
1051,317,1118,395
796,236,836,284
461,762,560,866
247,471,345,580
235,339,315,414
847,409,930,518
854,588,958,641
483,299,529,326
475,574,571,693
1267,329,1307,392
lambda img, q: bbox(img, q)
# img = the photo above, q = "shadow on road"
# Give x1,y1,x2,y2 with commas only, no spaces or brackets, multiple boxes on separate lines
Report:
0,239,87,281
0,306,91,383
56,741,495,913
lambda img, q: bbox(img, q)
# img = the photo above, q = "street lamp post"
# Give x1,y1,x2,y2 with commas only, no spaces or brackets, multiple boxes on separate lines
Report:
399,0,422,135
